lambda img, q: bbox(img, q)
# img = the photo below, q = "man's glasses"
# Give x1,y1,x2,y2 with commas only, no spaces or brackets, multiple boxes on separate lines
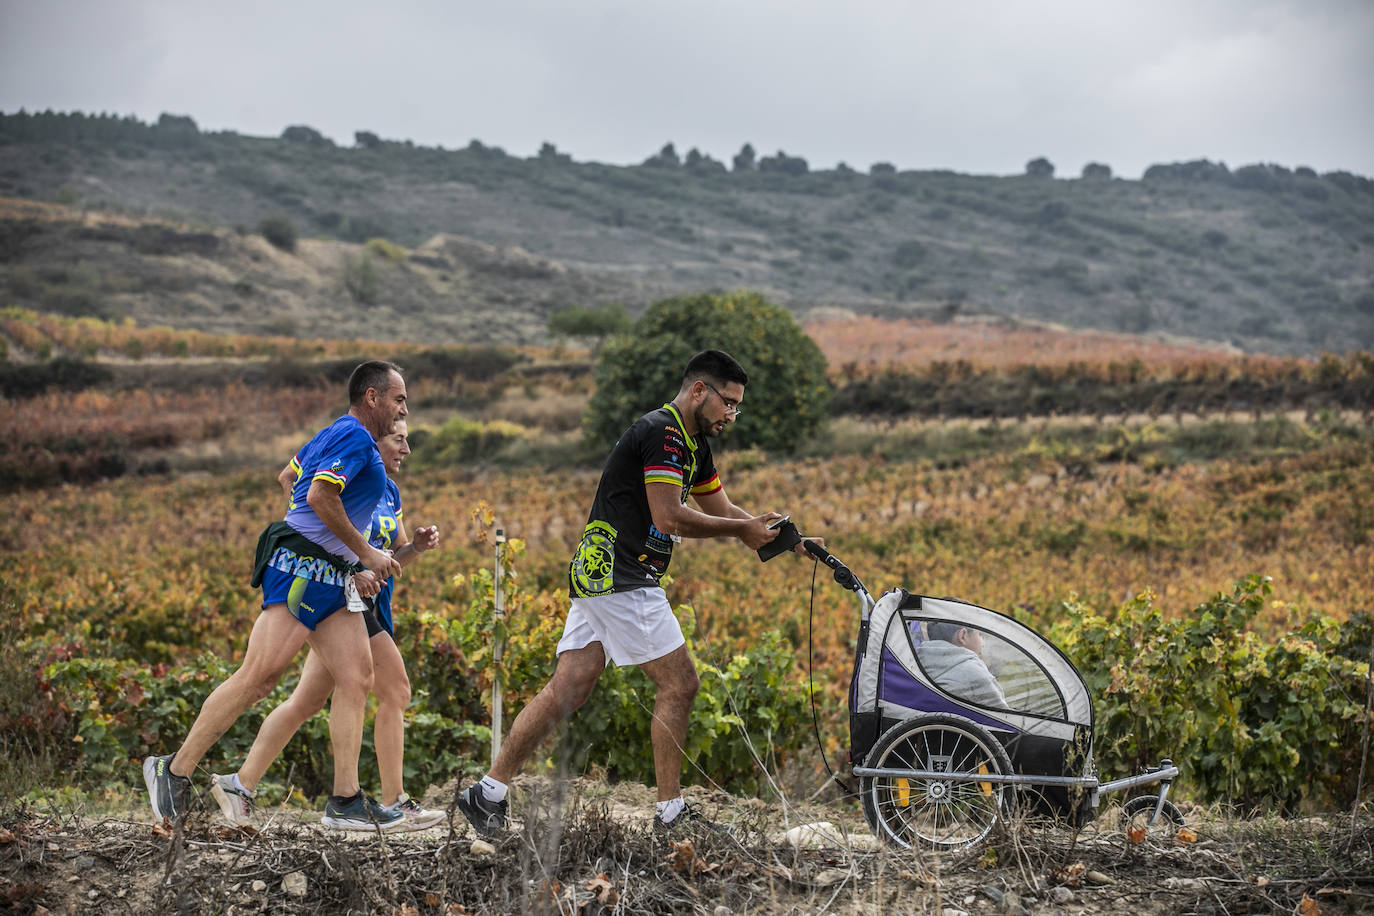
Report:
703,382,743,417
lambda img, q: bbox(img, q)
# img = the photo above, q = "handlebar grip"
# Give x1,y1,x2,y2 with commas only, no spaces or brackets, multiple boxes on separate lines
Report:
803,539,830,561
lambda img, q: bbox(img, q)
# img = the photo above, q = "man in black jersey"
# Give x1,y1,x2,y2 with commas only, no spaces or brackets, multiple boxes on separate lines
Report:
459,349,815,833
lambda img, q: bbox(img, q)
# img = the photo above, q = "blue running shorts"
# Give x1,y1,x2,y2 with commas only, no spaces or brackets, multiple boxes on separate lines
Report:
260,565,352,631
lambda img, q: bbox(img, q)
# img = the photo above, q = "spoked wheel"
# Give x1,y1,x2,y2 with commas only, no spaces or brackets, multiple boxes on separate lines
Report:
1121,795,1186,841
860,713,1013,851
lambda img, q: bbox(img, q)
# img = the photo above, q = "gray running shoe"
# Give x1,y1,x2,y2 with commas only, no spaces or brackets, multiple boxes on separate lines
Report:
209,774,255,827
457,784,508,836
142,754,192,822
388,793,445,831
321,791,404,831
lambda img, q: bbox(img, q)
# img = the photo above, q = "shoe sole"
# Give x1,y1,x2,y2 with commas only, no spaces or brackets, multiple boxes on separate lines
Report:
398,812,446,831
321,814,404,832
457,793,504,837
209,779,252,827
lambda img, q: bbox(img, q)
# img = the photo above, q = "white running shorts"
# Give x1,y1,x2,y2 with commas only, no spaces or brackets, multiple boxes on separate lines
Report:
556,587,685,666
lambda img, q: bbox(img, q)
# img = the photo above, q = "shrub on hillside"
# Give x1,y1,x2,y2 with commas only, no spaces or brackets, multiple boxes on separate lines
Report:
412,417,531,466
343,254,379,303
0,356,111,398
365,237,407,262
258,215,297,252
584,291,830,452
547,303,631,354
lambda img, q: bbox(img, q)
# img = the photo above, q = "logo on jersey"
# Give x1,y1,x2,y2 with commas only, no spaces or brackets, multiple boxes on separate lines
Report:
570,521,617,597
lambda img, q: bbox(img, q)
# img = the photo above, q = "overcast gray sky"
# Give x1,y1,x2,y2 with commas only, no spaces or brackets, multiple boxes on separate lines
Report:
2,0,1371,178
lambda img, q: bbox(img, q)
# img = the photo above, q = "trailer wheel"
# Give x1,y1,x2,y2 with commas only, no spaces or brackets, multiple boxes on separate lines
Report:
860,713,1013,851
1121,795,1186,842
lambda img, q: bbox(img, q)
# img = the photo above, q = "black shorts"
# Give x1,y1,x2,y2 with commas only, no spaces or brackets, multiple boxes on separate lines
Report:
362,601,390,639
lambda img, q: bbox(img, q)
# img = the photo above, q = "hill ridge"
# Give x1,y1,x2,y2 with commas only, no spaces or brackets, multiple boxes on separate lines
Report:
1,109,1372,354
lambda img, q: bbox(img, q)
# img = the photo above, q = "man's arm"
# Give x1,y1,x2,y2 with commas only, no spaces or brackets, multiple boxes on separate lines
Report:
646,482,780,550
691,487,752,521
276,463,296,501
306,478,402,580
693,486,824,555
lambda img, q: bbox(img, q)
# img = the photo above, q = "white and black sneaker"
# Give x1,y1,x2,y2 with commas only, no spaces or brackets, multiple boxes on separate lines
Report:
142,754,192,822
321,790,404,832
653,800,725,835
388,793,445,831
209,774,255,827
457,784,508,837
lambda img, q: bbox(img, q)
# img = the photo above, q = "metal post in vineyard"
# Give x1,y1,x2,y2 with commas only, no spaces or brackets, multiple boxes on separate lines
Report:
491,528,506,764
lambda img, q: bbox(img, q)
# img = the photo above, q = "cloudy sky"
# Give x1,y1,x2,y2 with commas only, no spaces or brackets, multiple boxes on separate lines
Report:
2,0,1371,178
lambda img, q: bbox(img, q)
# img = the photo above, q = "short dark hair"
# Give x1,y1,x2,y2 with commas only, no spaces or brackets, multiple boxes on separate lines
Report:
348,360,403,405
926,621,965,642
682,349,748,389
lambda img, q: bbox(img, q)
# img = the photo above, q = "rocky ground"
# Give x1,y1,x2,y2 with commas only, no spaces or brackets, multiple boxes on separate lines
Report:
3,777,1371,915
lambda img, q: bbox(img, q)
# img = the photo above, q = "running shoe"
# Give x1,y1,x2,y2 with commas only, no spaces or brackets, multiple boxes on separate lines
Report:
209,774,255,827
456,784,508,837
142,754,192,822
321,791,404,831
653,800,725,834
388,793,445,831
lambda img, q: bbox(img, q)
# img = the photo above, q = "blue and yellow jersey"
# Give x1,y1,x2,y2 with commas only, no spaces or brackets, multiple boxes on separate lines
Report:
366,478,402,632
283,415,386,563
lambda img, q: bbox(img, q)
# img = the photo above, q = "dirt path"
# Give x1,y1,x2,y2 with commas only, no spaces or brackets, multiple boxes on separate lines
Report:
3,779,1371,914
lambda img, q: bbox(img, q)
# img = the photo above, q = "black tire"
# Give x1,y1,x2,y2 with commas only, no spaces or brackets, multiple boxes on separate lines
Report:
859,713,1013,851
1121,795,1186,841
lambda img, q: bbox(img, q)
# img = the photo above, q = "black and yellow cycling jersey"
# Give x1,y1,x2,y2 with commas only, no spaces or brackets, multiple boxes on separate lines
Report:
568,403,722,598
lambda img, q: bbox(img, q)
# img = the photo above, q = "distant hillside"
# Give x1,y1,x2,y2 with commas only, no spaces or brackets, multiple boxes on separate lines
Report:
1,110,1372,354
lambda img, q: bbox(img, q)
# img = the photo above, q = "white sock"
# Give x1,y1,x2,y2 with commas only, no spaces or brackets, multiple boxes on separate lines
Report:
479,775,508,802
232,773,253,797
656,797,685,824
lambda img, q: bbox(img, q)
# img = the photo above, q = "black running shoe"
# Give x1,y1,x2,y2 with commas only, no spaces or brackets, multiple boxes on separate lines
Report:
457,784,508,837
653,800,725,834
321,790,404,831
143,754,192,822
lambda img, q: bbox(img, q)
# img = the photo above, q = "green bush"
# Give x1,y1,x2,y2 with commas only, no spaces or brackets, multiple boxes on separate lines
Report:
584,291,830,451
546,302,631,353
0,356,112,398
443,545,812,792
258,214,297,252
41,647,486,800
411,416,531,466
343,254,379,303
1050,575,1371,811
364,237,407,262
565,627,810,792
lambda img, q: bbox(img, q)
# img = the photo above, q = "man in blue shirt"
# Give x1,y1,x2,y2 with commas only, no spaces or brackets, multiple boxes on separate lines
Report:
144,360,407,829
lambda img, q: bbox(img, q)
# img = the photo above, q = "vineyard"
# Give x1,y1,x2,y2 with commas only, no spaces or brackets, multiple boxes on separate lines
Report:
1,315,1372,826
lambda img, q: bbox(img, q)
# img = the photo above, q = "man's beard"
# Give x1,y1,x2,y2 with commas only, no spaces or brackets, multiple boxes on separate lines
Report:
693,405,723,438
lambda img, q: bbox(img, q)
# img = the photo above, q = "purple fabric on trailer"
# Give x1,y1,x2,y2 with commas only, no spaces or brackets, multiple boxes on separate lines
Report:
878,646,1015,735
